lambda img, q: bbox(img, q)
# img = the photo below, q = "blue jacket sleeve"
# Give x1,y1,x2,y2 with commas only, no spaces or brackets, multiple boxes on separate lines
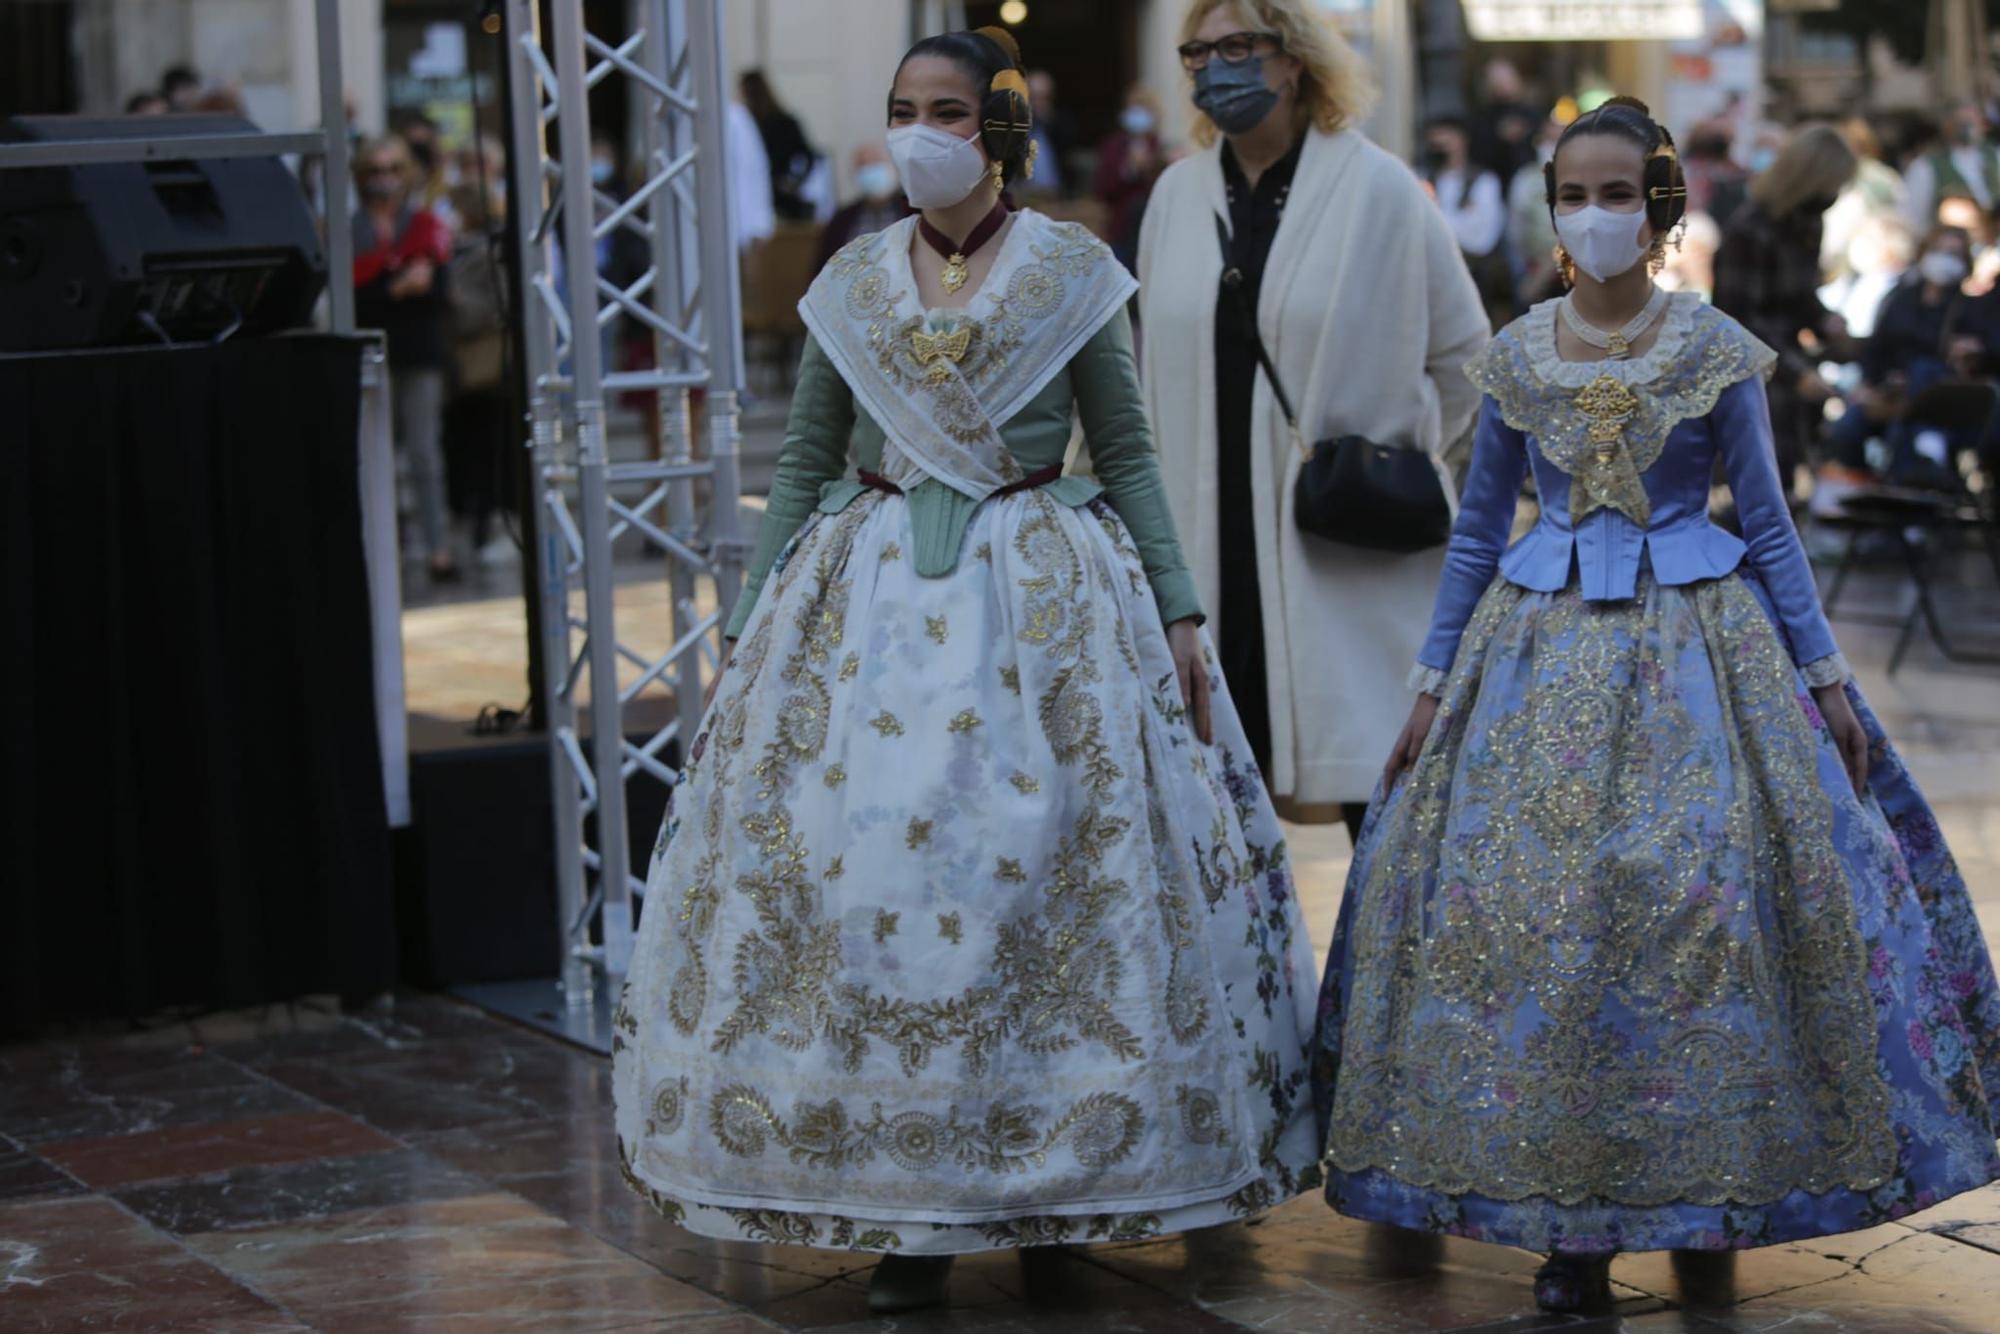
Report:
1415,396,1527,678
1713,373,1843,670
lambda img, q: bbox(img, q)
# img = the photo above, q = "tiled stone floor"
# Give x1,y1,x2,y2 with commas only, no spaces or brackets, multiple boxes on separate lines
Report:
7,991,2000,1332
8,549,1997,1329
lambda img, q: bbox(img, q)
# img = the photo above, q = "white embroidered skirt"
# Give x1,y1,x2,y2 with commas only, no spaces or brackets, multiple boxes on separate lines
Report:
612,489,1321,1253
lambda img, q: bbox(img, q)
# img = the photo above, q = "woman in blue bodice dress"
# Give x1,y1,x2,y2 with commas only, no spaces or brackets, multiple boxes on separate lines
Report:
1310,97,2000,1313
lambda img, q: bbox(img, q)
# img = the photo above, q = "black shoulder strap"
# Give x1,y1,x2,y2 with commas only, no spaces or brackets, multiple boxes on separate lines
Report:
1213,212,1299,429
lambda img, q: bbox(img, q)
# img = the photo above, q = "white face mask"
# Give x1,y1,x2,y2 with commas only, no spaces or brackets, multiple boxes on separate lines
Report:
1920,251,1969,289
885,123,990,210
1554,204,1651,283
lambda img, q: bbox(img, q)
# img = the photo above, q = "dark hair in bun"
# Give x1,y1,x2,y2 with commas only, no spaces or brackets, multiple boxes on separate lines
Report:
891,27,1034,187
1544,95,1688,234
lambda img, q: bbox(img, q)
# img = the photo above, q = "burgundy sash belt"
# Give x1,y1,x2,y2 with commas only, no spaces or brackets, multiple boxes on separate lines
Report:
857,462,1064,497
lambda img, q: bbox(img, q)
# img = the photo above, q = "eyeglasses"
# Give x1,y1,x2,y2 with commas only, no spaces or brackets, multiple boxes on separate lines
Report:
1177,31,1279,70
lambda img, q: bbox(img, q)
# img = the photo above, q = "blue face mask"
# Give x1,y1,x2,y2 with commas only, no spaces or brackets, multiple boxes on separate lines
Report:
1192,56,1279,136
590,158,614,186
1121,105,1157,136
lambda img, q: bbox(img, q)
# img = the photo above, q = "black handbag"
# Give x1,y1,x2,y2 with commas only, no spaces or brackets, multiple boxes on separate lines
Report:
1214,215,1454,553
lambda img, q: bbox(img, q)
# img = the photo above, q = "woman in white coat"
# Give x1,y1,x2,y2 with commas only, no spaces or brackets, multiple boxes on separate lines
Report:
1139,0,1489,840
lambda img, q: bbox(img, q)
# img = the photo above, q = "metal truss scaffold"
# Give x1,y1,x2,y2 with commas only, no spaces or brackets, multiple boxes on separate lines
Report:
503,0,746,1009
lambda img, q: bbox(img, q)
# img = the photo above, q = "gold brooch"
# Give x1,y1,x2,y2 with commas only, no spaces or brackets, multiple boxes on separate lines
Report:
940,252,970,294
1574,372,1639,465
910,323,972,383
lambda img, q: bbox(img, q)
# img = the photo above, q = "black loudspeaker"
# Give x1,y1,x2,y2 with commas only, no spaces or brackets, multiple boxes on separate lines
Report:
397,729,676,988
0,114,326,351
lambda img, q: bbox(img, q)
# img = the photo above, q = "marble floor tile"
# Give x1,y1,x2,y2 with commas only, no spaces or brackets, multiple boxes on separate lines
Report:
0,1195,303,1332
413,1113,877,1305
184,1190,731,1332
116,1145,486,1235
39,1109,398,1189
215,993,522,1069
1081,1204,1660,1333
1688,1229,2000,1333
0,1042,313,1146
256,1032,610,1136
0,1141,80,1202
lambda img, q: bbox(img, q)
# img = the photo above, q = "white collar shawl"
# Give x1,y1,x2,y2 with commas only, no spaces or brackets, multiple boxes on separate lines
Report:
798,209,1136,500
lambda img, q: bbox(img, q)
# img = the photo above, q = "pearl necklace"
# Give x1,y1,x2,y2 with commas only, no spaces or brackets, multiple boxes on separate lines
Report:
1560,286,1670,360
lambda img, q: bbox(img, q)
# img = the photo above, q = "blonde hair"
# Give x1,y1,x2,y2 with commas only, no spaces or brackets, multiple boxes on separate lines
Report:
1750,124,1857,219
1178,0,1376,147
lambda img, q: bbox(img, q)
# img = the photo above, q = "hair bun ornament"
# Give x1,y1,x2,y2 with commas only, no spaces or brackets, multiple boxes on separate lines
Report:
1603,95,1653,118
990,68,1029,99
973,24,1022,67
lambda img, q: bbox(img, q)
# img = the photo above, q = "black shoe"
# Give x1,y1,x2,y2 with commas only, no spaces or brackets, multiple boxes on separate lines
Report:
1366,1224,1444,1278
1533,1251,1613,1313
1670,1247,1736,1306
868,1254,953,1313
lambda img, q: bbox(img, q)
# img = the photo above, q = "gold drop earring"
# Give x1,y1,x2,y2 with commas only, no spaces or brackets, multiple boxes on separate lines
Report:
990,158,1006,193
1554,242,1577,289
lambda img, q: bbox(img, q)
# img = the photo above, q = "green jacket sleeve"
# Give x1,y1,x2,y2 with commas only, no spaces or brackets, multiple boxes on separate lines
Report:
724,334,855,640
1071,308,1205,627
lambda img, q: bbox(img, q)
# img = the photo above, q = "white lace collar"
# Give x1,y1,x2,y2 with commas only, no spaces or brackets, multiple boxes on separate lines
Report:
1521,290,1704,389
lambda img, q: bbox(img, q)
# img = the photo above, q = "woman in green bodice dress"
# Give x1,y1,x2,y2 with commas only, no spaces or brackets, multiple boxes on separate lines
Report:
612,25,1320,1314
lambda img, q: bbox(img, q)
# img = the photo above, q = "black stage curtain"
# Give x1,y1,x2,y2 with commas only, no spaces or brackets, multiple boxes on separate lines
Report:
1,336,395,1031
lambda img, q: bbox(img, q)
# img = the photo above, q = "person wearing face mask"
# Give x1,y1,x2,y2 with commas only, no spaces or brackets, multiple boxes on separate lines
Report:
1311,96,2000,1317
1423,114,1514,327
814,142,912,274
351,135,458,582
1904,101,2000,232
612,24,1320,1316
1713,124,1860,488
1092,83,1168,275
1838,224,2000,482
1139,0,1489,847
1506,117,1566,309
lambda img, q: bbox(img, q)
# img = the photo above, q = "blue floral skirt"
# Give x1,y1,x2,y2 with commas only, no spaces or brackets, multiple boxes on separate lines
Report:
1310,569,2000,1254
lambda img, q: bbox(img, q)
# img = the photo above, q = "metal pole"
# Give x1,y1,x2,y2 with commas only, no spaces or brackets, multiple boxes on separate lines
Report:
643,0,705,726
507,0,592,1009
494,0,548,734
685,0,745,626
315,0,353,335
551,0,637,978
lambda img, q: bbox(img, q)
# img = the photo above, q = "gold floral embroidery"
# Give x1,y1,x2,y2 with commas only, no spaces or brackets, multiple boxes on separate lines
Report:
1010,772,1040,795
974,542,994,564
709,1084,1144,1173
906,818,934,849
1015,505,1122,799
713,803,1149,1079
870,712,904,737
824,765,847,788
1465,300,1777,527
926,615,949,644
998,665,1021,694
825,221,1113,447
938,912,963,944
997,857,1027,883
824,856,844,881
839,653,861,682
1176,1086,1228,1146
874,910,900,943
1323,573,1898,1207
949,710,983,735
880,543,902,562
649,1076,690,1136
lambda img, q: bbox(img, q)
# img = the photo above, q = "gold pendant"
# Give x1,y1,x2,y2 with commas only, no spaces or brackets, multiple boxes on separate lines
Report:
940,252,969,294
1605,332,1631,359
